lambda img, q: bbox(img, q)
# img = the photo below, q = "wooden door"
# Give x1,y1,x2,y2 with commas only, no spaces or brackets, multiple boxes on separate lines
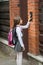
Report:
20,0,28,59
39,0,43,55
0,1,10,39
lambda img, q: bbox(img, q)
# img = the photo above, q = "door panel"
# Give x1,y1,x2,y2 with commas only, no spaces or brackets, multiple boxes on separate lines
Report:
0,1,10,39
20,0,28,59
39,0,43,55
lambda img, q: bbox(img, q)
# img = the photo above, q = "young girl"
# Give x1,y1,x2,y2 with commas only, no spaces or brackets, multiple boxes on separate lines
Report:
13,15,32,65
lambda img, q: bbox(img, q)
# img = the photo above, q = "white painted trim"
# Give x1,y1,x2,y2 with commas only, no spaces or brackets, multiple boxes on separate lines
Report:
27,52,43,63
0,38,14,48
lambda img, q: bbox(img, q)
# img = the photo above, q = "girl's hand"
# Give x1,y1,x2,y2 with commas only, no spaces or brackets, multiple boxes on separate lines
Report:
23,47,25,51
21,46,25,51
28,17,32,22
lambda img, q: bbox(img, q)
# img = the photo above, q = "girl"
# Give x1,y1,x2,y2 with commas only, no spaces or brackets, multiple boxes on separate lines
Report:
13,15,32,65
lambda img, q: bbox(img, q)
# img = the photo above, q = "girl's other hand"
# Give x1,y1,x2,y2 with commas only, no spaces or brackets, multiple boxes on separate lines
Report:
21,46,25,51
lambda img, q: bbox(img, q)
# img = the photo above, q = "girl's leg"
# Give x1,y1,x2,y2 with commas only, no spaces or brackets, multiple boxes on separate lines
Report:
16,52,19,65
16,52,23,65
19,52,23,65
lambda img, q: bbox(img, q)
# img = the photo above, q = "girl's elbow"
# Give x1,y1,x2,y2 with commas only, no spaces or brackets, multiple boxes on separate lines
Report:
26,26,28,28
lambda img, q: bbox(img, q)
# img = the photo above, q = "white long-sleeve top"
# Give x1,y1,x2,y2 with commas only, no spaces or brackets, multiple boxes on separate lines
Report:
16,22,30,48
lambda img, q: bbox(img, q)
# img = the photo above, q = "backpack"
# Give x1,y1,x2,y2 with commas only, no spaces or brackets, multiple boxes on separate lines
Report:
12,27,18,45
8,27,18,46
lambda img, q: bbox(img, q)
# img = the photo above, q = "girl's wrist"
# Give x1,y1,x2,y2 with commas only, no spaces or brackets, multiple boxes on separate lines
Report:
28,18,32,22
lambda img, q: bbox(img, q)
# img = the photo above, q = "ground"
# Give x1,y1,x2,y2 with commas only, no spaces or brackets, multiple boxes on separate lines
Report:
0,50,29,65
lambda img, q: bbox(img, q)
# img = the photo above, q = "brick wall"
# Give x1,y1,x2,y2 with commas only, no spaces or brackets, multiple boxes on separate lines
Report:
9,0,40,55
9,0,20,28
9,0,29,58
27,0,39,55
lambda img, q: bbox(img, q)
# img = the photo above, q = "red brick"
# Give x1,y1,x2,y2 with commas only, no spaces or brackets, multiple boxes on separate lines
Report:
9,0,20,28
9,0,39,55
27,0,39,55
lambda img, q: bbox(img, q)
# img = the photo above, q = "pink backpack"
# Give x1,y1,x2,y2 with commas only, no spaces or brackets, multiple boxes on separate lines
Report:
8,29,13,46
